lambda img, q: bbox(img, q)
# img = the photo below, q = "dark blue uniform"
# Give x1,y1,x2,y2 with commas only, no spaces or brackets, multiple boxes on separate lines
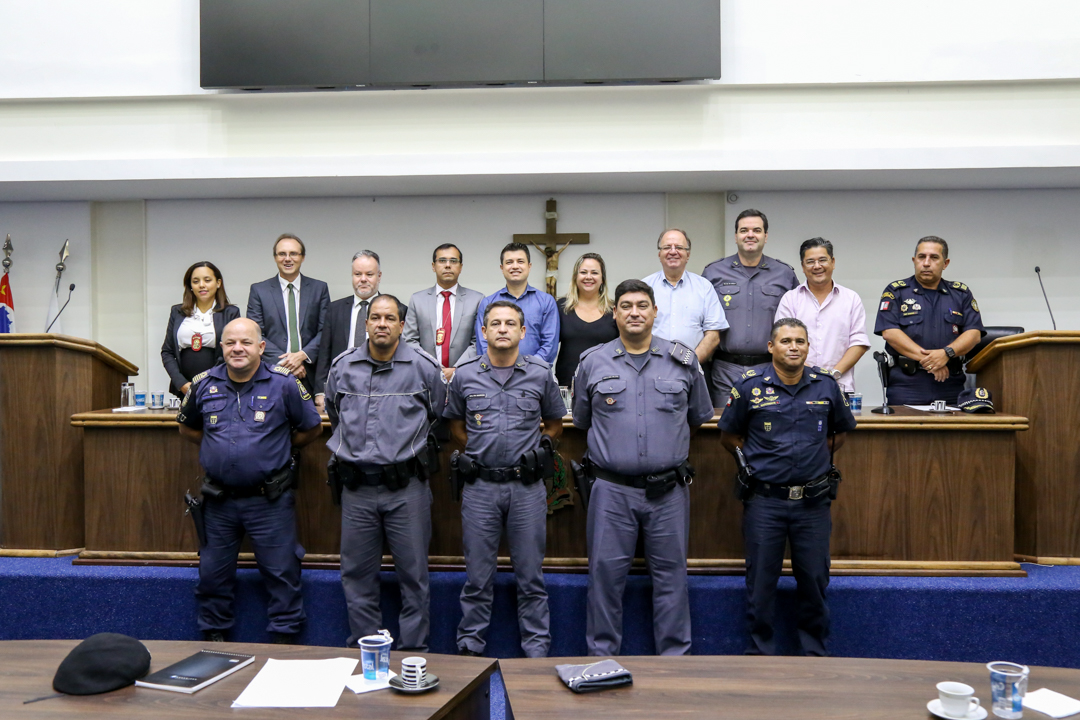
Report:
873,275,985,405
573,338,714,656
178,361,322,636
718,365,857,656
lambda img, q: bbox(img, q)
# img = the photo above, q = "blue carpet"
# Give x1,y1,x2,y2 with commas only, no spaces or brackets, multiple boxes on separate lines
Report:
3,559,1078,719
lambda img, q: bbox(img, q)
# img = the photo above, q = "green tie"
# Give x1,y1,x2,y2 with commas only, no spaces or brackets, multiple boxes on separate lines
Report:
287,283,300,353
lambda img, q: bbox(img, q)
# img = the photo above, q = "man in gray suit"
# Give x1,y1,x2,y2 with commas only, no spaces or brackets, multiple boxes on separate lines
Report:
246,233,331,392
404,243,483,381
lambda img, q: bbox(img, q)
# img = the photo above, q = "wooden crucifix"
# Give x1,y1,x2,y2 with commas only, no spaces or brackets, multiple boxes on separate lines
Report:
513,198,590,298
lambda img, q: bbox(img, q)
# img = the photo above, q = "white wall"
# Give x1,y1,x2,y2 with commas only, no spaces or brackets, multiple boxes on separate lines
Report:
3,0,1080,100
0,203,92,337
142,193,669,392
725,189,1080,404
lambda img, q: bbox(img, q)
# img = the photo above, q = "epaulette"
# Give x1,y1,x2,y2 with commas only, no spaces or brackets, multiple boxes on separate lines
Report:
523,354,550,370
270,365,291,376
412,346,442,369
457,354,483,367
329,346,361,369
669,341,695,366
190,370,210,385
580,344,605,361
887,279,909,290
949,280,970,292
734,368,760,387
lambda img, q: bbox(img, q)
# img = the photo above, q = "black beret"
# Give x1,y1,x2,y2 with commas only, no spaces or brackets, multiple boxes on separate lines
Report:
53,633,151,695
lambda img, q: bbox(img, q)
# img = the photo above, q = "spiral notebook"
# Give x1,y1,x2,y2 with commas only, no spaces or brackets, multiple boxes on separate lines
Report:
135,649,255,694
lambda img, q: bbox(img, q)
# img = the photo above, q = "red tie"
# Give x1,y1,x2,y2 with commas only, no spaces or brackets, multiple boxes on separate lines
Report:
440,291,452,368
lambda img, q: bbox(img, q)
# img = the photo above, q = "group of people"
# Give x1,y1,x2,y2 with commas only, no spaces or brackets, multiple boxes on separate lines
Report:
168,211,986,657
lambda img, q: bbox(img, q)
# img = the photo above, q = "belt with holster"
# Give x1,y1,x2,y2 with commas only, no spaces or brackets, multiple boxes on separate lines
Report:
750,468,840,501
202,456,295,503
592,462,694,500
716,350,771,366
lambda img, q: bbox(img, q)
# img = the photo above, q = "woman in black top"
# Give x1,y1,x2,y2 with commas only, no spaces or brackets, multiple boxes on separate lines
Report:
555,252,619,386
161,261,240,398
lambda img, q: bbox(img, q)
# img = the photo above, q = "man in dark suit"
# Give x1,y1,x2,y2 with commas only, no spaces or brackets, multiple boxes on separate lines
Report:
314,250,382,411
403,243,483,382
246,234,331,393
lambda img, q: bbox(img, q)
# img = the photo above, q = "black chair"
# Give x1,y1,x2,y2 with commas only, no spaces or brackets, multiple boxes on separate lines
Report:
965,326,1024,370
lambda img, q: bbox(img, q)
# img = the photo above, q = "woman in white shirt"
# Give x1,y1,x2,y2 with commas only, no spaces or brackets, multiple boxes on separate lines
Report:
161,261,241,397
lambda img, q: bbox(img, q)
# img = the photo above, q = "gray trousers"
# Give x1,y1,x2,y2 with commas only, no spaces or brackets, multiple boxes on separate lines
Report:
586,478,691,656
458,479,550,657
340,479,432,651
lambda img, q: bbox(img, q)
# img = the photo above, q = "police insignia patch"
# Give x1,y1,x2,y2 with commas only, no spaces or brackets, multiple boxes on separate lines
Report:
254,411,266,422
731,388,741,399
880,300,890,311
976,387,988,399
210,415,218,424
972,299,980,312
765,387,774,395
725,396,732,407
900,304,908,312
209,385,219,394
296,377,311,401
881,292,894,300
752,388,761,396
764,421,772,431
474,413,483,426
606,397,616,405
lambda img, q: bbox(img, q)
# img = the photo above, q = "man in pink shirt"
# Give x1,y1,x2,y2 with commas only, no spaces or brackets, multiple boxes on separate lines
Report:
774,238,869,393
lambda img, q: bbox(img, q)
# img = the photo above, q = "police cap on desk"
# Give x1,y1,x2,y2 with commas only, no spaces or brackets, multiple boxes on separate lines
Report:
957,387,994,414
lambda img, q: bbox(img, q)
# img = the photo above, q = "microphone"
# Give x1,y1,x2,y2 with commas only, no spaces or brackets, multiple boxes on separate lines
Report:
45,283,75,333
1034,267,1057,331
871,350,894,414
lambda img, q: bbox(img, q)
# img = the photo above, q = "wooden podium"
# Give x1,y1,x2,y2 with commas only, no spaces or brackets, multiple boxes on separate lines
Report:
967,330,1080,563
0,334,136,553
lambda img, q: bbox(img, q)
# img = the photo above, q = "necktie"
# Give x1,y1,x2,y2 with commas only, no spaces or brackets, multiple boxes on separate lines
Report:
287,283,300,353
440,290,453,368
353,300,369,347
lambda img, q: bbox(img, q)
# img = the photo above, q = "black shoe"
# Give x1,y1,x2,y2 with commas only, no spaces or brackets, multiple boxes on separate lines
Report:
458,647,482,657
272,632,298,645
203,630,226,643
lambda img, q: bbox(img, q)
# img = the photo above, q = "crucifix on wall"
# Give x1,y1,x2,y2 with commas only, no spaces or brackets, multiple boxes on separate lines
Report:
513,198,590,298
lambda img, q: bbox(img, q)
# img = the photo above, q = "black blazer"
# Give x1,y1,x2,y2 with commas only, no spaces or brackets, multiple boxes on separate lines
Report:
161,303,241,397
314,296,356,396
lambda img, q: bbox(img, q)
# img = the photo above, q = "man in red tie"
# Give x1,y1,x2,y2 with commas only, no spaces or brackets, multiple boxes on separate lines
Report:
404,244,484,380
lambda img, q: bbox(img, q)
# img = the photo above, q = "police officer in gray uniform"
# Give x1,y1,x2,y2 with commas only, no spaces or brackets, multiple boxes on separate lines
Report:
573,279,714,656
703,209,799,404
445,300,565,658
324,294,446,651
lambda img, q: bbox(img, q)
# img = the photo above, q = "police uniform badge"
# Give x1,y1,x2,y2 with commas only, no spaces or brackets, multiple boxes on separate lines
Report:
765,387,774,395
208,385,219,394
764,421,772,432
295,377,311,401
474,413,483,426
752,388,761,396
254,411,266,422
972,299,980,312
436,328,446,346
606,397,616,405
209,415,218,424
191,332,203,351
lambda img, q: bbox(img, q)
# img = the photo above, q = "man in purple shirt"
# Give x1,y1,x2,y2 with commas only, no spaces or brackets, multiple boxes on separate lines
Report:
774,238,870,394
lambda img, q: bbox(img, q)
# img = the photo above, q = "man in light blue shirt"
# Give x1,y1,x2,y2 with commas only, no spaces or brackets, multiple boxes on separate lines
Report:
474,243,560,364
643,228,728,364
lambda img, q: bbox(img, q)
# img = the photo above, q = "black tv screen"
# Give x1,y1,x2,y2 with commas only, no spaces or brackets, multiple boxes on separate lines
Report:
200,0,371,88
544,0,721,82
200,0,720,89
370,0,543,85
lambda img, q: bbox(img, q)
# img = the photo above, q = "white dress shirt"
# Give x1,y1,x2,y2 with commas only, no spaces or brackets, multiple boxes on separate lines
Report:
177,302,217,350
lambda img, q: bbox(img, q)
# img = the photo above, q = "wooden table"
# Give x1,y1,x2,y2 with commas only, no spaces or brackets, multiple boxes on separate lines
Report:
71,406,1028,576
501,655,1078,719
0,640,494,719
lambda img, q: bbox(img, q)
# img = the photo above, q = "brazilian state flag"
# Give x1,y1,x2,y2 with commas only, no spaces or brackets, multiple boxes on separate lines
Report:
0,271,14,333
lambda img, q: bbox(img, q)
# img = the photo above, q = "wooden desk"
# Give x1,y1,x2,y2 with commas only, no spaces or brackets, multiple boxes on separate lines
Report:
71,407,1027,576
0,640,494,720
501,655,1079,720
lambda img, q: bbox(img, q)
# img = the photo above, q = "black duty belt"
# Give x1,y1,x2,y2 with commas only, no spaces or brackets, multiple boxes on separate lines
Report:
476,465,528,484
752,476,831,501
209,482,270,499
716,351,771,366
593,465,679,489
339,456,423,488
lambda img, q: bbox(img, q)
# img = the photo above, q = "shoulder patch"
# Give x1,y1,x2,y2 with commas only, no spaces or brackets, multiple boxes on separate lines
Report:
271,365,291,376
881,291,894,300
889,279,908,289
670,341,695,366
295,377,311,401
971,299,980,313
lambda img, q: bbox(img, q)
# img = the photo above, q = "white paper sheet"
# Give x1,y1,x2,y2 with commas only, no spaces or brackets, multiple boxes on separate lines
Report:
1024,688,1080,718
231,657,358,708
904,405,960,412
345,670,397,694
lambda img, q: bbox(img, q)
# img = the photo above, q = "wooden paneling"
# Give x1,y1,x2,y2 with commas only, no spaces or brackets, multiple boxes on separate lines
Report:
75,408,1026,573
973,333,1080,559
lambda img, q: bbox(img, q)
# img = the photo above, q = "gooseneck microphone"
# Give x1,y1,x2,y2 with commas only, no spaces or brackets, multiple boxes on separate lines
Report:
871,351,894,414
1034,267,1057,331
45,283,75,333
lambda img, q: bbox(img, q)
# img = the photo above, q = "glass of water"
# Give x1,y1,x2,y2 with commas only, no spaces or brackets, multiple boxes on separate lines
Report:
988,661,1029,718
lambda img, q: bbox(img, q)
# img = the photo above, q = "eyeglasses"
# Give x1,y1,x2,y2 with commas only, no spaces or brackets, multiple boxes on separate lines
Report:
659,245,690,253
435,258,461,265
802,258,832,267
275,252,302,259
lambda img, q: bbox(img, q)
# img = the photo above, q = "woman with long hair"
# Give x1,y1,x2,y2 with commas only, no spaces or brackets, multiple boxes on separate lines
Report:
555,252,619,386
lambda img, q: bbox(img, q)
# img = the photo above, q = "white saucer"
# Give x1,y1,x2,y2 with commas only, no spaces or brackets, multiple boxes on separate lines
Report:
927,698,988,720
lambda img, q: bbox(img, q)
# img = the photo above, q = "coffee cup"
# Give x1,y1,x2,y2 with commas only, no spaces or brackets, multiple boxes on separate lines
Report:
937,681,980,718
401,656,427,688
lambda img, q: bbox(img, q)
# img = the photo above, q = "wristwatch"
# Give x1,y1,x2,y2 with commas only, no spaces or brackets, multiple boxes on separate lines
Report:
943,346,956,359
828,368,842,380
